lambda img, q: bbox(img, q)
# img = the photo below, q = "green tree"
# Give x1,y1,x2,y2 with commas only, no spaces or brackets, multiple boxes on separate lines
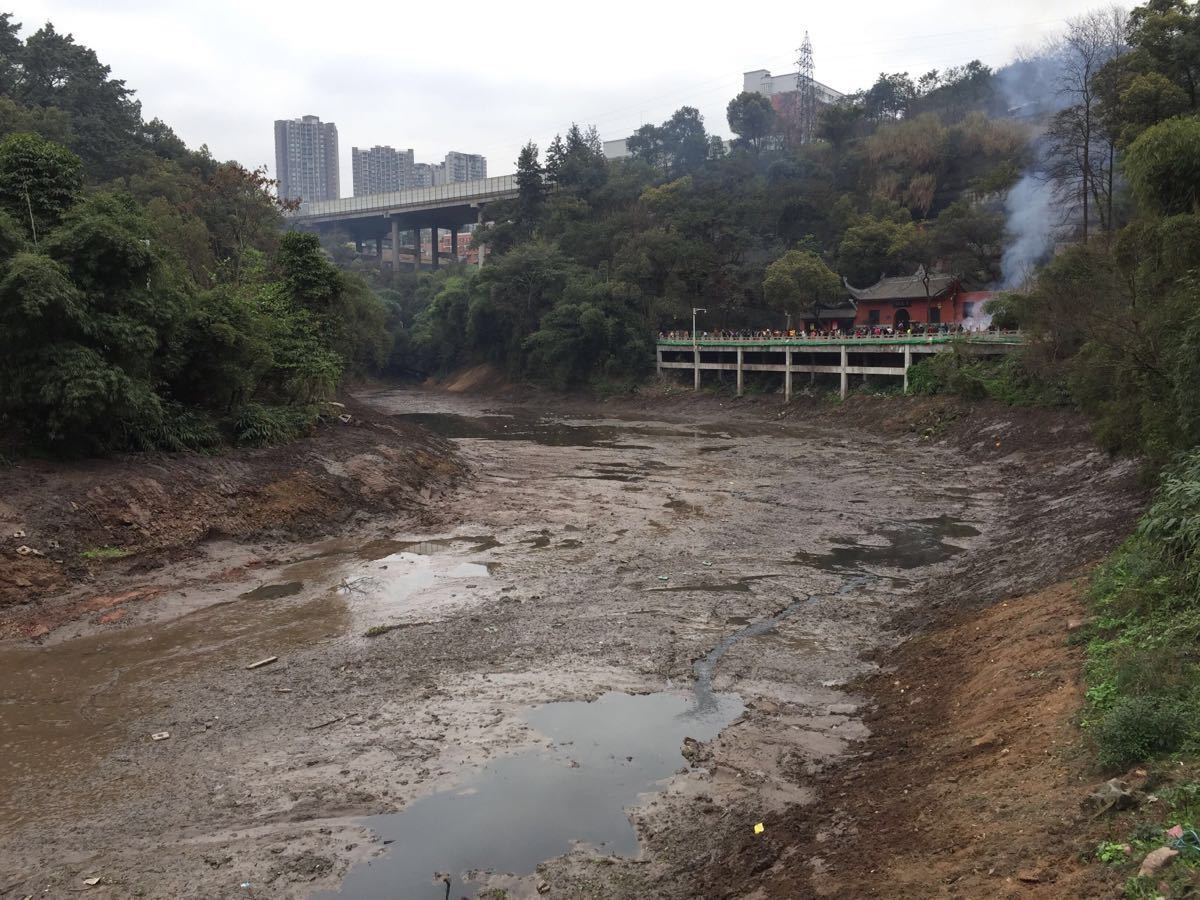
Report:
837,215,921,285
726,92,776,152
0,132,83,240
515,140,545,225
762,249,842,320
1124,116,1200,214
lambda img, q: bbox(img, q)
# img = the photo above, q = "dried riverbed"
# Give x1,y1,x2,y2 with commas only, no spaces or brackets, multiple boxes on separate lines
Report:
0,387,1141,898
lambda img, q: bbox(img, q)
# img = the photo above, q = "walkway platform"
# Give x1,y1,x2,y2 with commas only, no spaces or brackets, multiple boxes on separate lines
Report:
656,334,1023,398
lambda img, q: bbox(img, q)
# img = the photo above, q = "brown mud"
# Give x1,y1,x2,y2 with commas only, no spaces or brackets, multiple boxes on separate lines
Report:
0,401,465,640
0,384,1144,899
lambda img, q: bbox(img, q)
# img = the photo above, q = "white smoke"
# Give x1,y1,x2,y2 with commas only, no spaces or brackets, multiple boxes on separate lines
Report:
1000,172,1057,289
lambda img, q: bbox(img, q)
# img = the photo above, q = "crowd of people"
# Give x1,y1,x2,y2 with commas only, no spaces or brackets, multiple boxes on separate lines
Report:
659,322,1002,341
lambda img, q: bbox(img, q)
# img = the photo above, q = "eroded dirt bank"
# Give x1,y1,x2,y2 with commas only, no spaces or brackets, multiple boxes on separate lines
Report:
0,404,465,640
0,387,1143,899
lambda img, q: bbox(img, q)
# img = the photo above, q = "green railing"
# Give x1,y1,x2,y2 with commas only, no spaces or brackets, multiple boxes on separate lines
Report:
656,333,1024,349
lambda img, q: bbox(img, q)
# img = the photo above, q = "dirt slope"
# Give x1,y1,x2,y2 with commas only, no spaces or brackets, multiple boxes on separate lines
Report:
747,576,1123,898
0,402,465,639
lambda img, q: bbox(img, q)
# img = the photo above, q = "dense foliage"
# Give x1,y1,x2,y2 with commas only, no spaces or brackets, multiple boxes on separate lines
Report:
0,16,391,454
389,73,1028,388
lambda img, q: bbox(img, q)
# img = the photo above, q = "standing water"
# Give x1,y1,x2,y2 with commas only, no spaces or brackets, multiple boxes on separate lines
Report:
317,691,743,899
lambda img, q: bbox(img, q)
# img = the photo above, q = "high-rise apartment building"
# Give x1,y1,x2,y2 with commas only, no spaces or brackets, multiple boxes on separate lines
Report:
443,151,486,183
351,145,415,196
409,162,436,189
274,115,340,202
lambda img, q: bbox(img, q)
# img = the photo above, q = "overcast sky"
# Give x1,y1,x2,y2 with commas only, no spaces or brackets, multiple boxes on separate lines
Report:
11,0,1119,193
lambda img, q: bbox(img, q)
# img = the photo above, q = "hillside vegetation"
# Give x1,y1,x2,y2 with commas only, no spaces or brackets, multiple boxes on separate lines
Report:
0,14,393,454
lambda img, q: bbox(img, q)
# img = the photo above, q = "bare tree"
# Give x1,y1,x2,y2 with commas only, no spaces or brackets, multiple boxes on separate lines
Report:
1046,6,1128,240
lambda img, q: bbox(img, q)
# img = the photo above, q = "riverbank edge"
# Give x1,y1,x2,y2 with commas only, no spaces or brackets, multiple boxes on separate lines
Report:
0,396,468,639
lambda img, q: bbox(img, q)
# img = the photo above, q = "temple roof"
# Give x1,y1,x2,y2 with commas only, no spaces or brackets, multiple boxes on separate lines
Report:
844,266,957,301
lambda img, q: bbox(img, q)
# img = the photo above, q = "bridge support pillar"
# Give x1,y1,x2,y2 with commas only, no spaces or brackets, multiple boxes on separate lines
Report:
375,237,382,267
785,349,793,401
693,346,700,392
431,227,440,269
903,345,912,394
390,217,399,277
840,346,849,399
355,238,363,254
736,348,744,397
412,227,421,271
656,346,663,376
450,227,459,260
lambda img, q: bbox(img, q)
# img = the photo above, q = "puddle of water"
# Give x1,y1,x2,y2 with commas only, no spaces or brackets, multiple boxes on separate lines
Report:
0,592,348,829
319,690,743,899
793,516,980,572
238,581,303,602
342,553,491,614
353,536,500,561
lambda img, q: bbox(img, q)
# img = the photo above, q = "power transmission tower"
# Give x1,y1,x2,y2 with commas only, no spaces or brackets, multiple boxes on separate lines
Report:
795,31,817,145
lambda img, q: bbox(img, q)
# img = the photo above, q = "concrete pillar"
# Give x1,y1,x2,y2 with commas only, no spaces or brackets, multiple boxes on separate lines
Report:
693,346,701,392
903,345,912,394
840,345,849,399
736,347,744,397
389,218,399,276
355,238,363,254
785,349,793,401
431,226,440,269
412,227,421,271
450,227,459,260
809,352,816,385
656,346,663,376
376,236,383,270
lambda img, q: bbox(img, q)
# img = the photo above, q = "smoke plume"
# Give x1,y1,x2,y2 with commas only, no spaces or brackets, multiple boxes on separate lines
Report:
1000,172,1057,289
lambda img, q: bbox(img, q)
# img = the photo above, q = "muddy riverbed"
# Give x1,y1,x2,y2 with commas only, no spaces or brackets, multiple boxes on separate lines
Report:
0,387,1141,898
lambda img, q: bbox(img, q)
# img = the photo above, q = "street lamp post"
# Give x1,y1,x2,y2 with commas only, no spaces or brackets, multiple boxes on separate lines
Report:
692,307,706,392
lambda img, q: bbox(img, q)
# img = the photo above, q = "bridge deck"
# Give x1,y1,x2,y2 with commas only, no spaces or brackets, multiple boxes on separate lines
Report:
287,174,519,227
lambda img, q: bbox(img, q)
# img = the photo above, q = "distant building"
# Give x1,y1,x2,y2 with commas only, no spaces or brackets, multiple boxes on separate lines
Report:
274,115,339,203
602,139,629,160
351,145,414,197
443,151,486,183
410,162,436,189
744,69,844,107
843,267,993,329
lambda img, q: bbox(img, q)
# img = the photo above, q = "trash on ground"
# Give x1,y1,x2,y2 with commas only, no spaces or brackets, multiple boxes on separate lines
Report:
151,731,170,741
82,877,100,886
246,656,278,670
753,822,765,835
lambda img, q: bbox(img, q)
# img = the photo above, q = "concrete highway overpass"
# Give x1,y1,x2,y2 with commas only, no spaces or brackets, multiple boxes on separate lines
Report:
285,175,518,269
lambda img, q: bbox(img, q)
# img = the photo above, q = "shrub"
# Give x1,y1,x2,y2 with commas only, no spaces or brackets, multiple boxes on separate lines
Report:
1093,695,1190,770
230,403,316,447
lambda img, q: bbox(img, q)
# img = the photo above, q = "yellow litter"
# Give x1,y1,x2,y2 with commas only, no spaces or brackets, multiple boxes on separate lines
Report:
753,822,765,835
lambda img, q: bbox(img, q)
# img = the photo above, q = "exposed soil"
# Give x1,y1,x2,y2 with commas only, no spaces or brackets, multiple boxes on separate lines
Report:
705,576,1126,898
0,400,466,639
0,383,1147,899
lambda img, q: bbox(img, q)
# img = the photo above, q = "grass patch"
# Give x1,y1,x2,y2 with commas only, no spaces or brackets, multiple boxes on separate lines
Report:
1082,448,1200,769
80,546,131,561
